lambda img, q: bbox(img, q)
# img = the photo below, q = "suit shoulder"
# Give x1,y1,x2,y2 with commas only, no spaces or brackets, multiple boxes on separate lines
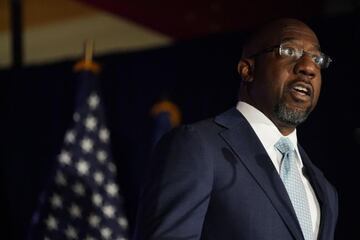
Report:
171,107,239,137
186,117,224,135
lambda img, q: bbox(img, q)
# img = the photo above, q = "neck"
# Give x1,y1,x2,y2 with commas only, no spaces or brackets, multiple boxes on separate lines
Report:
239,98,296,136
276,124,296,136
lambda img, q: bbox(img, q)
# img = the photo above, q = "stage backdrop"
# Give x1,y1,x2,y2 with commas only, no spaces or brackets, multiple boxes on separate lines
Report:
1,14,359,239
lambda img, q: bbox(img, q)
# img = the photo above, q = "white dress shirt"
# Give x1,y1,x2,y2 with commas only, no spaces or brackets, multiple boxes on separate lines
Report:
236,101,320,239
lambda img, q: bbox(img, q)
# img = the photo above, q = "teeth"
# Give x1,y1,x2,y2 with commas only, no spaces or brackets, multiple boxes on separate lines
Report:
294,86,308,93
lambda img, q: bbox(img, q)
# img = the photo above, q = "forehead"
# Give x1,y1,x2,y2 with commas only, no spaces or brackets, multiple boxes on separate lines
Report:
278,24,320,49
242,19,321,57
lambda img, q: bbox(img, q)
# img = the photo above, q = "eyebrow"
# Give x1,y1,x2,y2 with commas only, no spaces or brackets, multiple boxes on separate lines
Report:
280,37,321,51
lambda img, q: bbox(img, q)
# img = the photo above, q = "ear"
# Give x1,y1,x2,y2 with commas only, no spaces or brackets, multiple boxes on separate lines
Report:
237,58,254,82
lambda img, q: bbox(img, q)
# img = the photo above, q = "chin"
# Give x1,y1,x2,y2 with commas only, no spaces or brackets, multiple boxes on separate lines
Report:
274,102,312,126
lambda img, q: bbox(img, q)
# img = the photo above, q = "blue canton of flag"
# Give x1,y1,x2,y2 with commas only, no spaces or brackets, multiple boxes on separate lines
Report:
30,71,128,240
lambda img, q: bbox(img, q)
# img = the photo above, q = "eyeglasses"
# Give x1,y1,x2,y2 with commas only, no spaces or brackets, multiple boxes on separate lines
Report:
248,43,333,69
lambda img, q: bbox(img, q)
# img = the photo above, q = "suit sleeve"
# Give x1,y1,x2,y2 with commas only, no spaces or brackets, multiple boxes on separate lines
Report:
134,125,213,240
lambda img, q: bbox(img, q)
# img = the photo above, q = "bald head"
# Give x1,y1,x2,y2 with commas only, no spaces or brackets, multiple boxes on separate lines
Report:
242,18,319,58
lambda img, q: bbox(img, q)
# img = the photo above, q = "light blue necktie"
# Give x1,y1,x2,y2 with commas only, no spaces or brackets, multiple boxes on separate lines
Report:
275,137,313,240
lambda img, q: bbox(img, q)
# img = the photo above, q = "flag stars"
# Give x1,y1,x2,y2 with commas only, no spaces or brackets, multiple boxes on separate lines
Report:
94,171,104,185
88,93,100,109
88,214,101,228
118,217,128,229
116,237,127,240
76,160,90,175
106,183,119,197
43,83,129,239
55,171,67,186
73,112,80,122
72,182,85,196
69,204,82,218
108,162,117,174
103,204,116,218
96,150,107,163
100,227,112,239
85,236,96,240
50,194,62,209
99,127,110,143
45,215,58,230
65,225,78,239
92,193,103,207
81,138,94,153
65,130,76,144
44,88,129,239
84,115,98,132
58,150,71,165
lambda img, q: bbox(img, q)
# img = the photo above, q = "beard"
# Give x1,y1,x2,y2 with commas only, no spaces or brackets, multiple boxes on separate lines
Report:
274,101,312,126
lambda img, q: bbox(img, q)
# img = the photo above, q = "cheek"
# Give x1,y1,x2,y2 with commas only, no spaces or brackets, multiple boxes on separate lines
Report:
254,59,291,98
312,78,322,105
268,67,291,94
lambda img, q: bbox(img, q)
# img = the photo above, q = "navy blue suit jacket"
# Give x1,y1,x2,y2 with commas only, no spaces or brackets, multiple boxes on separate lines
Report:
134,108,338,240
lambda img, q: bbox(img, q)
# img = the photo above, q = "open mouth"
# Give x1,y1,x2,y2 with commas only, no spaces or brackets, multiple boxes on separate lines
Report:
291,82,312,97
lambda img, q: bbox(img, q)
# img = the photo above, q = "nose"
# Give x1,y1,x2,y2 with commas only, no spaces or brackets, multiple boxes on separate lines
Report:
293,55,318,79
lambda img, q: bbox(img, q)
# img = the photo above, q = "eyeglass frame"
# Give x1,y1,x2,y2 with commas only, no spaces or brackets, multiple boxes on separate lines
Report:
247,42,333,69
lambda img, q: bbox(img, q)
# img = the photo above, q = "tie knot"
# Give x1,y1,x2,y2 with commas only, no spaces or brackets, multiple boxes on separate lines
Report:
275,137,294,154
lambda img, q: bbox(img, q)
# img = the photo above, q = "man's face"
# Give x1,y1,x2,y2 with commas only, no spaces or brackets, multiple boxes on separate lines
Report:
248,22,322,129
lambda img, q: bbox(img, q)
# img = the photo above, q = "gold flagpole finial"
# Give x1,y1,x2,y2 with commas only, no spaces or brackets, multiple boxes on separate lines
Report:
74,39,101,74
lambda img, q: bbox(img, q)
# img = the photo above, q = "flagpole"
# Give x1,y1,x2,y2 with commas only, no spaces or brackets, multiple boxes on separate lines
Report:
11,0,23,68
84,39,94,63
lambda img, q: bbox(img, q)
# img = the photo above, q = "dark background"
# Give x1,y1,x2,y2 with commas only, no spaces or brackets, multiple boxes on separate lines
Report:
1,14,359,239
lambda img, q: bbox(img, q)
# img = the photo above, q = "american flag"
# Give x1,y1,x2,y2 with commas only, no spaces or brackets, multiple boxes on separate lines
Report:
29,71,128,240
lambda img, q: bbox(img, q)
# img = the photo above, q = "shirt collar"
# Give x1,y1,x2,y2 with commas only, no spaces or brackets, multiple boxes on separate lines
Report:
236,101,299,157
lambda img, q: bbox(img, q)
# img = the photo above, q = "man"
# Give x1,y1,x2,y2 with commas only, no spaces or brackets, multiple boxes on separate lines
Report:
134,18,338,240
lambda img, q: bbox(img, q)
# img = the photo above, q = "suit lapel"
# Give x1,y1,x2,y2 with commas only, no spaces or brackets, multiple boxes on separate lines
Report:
215,108,304,240
298,147,330,240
